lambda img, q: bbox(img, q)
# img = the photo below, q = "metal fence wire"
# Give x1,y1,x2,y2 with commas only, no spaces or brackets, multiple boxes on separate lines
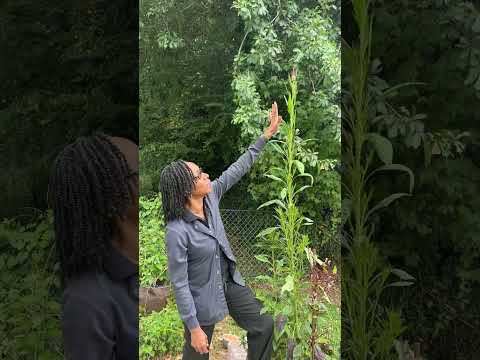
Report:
220,209,339,278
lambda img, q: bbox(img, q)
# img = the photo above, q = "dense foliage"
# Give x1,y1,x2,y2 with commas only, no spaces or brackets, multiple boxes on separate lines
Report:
1,1,138,219
139,299,184,359
139,0,243,200
0,213,62,359
369,1,480,356
139,0,341,248
232,0,342,243
139,2,342,357
139,196,168,287
342,0,480,357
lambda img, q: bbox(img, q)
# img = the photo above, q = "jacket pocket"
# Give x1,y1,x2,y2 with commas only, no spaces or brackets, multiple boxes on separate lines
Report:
190,281,215,323
188,257,212,288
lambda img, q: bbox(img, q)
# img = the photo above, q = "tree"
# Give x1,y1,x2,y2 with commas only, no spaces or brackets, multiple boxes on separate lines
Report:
231,0,341,246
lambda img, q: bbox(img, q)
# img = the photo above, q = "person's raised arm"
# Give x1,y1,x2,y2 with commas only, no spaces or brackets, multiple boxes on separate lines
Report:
212,102,283,200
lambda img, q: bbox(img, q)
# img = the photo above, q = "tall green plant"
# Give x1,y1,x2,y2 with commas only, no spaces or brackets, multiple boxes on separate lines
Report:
342,1,415,359
255,70,327,359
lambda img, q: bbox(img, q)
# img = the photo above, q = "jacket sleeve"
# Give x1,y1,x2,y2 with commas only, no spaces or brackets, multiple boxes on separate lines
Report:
211,135,268,200
164,228,199,330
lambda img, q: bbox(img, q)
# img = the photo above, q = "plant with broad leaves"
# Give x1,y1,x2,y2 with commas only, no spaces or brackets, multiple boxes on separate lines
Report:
139,196,168,287
0,211,62,359
139,297,184,359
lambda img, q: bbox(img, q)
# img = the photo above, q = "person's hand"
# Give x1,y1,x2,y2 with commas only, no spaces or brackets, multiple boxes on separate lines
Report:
190,327,209,354
263,101,284,140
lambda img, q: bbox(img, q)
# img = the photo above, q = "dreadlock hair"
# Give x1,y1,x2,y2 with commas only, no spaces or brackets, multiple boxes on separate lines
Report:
49,133,135,285
159,160,196,223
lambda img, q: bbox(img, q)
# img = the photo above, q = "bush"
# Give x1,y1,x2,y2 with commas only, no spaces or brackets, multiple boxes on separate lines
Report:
139,299,184,359
140,196,168,287
0,212,63,359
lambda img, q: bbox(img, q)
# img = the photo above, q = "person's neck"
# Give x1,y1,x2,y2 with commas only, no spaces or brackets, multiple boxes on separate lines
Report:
187,196,205,219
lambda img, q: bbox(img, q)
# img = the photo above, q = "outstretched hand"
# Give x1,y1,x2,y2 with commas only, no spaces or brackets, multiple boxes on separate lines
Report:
263,102,284,140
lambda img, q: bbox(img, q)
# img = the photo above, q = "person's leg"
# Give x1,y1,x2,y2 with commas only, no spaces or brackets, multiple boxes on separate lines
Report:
225,281,274,360
182,323,215,360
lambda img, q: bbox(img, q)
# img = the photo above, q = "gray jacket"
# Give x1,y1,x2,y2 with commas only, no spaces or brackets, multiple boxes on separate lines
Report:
165,135,268,330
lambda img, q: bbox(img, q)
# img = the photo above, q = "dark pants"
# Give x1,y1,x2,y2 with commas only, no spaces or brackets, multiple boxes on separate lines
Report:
182,279,274,360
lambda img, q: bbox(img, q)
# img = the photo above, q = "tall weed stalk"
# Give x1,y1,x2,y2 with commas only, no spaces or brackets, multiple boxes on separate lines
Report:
342,1,415,359
255,70,327,359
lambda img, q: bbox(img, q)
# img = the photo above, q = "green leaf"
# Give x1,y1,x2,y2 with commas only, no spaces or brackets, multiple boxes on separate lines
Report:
366,193,410,219
387,281,414,287
256,227,279,238
254,275,273,283
293,185,311,197
391,268,415,281
366,133,393,164
257,199,286,210
294,172,314,186
254,254,270,264
382,82,426,99
366,164,415,193
458,269,480,283
293,160,305,174
341,198,352,227
264,173,285,184
281,275,294,294
270,143,286,156
280,188,287,200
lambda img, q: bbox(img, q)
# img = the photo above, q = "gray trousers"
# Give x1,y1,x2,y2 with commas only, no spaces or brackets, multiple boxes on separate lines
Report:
182,279,274,360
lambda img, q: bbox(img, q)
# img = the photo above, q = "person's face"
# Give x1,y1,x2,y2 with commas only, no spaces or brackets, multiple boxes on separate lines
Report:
186,162,212,197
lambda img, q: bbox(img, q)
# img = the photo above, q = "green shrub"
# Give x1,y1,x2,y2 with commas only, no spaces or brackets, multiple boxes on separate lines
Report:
139,196,168,287
139,299,184,359
0,212,63,359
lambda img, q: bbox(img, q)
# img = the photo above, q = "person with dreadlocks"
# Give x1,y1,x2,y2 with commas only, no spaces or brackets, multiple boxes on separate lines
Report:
49,133,139,360
159,102,283,360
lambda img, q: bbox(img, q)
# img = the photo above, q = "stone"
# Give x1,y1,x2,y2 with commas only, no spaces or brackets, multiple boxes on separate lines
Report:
139,286,169,315
221,334,247,360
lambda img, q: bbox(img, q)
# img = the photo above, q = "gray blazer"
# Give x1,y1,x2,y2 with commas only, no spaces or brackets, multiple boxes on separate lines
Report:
165,135,268,330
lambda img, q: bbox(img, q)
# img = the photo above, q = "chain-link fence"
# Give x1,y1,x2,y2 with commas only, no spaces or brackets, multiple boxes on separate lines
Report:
220,209,340,278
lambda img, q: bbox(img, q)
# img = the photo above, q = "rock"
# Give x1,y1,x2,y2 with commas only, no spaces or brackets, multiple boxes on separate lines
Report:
221,334,239,349
221,334,247,360
139,286,169,315
228,342,247,360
